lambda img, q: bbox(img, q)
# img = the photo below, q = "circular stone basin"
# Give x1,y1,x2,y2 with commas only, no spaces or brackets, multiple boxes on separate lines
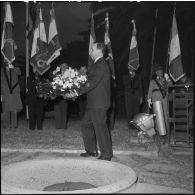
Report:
1,158,137,194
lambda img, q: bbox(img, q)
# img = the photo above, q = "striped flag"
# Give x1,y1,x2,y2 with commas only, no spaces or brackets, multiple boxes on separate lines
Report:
30,4,50,75
26,2,37,54
1,2,17,65
104,12,115,79
168,11,185,82
88,13,96,68
128,20,140,71
47,4,61,65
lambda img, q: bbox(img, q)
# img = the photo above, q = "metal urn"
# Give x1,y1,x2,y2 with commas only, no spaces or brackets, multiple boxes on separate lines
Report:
153,101,167,135
130,113,156,137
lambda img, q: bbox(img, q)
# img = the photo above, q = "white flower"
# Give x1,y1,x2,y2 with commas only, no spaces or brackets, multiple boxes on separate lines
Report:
49,64,87,97
53,66,60,75
58,80,63,86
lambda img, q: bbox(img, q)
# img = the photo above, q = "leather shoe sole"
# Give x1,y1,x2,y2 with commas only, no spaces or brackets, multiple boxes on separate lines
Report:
97,156,111,161
80,152,98,157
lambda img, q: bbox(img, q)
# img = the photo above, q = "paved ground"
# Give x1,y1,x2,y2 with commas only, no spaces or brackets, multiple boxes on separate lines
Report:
1,147,193,194
1,116,194,193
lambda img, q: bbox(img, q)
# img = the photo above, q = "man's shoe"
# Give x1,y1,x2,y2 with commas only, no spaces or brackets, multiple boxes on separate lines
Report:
97,156,111,161
80,151,98,157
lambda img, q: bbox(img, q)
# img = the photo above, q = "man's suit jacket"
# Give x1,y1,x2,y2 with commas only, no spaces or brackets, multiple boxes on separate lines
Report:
80,57,111,109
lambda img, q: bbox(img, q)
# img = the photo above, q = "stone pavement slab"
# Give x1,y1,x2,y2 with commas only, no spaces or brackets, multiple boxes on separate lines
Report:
142,163,180,173
120,182,192,194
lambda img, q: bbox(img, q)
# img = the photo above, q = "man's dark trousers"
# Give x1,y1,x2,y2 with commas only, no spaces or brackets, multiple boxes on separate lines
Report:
28,100,44,130
125,91,140,123
81,108,113,159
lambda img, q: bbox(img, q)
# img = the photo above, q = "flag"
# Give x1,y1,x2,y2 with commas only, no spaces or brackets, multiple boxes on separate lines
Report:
88,13,96,68
47,4,61,65
168,11,185,82
104,12,115,79
26,2,37,53
1,2,17,65
30,4,50,75
128,20,140,71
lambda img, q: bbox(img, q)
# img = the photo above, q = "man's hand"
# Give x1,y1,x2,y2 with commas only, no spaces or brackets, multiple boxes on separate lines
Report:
62,90,78,100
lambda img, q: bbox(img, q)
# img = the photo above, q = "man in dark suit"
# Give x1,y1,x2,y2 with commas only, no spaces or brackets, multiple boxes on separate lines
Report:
122,67,143,129
75,42,113,161
26,71,45,130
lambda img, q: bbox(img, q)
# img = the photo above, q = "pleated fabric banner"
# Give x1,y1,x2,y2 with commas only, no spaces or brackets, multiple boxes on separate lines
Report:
168,11,185,82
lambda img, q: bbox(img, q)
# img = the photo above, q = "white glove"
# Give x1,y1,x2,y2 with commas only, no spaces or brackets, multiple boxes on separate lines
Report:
8,64,14,69
164,73,170,81
147,98,152,108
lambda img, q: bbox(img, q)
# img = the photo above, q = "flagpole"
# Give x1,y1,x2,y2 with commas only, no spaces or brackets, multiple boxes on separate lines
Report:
149,8,158,80
26,2,29,119
146,8,158,113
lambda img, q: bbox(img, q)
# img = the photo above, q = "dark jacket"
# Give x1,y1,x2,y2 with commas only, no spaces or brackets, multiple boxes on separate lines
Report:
1,67,21,95
26,76,44,106
1,66,23,112
122,73,143,97
80,57,111,109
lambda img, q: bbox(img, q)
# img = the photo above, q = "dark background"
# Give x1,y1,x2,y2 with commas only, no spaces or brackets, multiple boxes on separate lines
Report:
1,1,194,116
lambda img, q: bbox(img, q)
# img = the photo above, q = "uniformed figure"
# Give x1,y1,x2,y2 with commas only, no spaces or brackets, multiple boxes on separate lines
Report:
177,75,193,93
1,62,23,129
122,67,143,128
147,65,172,130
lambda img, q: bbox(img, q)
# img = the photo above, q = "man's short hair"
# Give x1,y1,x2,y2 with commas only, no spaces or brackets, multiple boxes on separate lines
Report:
95,42,106,55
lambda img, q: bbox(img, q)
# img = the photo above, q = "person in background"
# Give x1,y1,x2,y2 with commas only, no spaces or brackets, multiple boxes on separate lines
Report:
122,66,143,131
177,75,193,93
180,75,192,85
107,76,116,131
147,65,172,132
1,61,23,129
77,66,87,119
53,96,69,130
53,63,69,130
26,71,45,130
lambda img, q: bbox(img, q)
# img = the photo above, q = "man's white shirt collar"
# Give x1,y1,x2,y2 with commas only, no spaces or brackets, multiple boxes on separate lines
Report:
94,56,103,63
